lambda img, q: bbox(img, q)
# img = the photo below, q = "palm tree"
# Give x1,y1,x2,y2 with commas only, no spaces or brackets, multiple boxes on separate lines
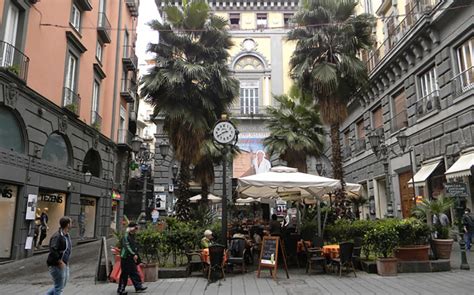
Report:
411,196,455,226
288,0,375,183
263,89,325,172
141,0,239,220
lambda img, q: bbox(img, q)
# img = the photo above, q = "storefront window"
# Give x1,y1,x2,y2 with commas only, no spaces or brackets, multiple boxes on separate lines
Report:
35,192,66,249
0,183,17,258
79,196,97,239
83,149,102,177
42,133,70,167
0,107,25,153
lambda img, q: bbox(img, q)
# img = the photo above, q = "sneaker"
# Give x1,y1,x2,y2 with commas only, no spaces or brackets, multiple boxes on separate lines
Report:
135,287,147,292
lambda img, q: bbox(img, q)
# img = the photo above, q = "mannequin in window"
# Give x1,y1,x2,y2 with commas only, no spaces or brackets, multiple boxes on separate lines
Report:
252,150,271,174
38,208,49,248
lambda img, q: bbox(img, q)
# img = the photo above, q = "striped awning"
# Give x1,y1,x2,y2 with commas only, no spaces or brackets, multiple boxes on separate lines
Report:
445,150,474,179
408,160,441,187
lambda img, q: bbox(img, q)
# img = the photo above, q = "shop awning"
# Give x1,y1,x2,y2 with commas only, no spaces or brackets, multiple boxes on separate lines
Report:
445,150,474,179
408,160,442,187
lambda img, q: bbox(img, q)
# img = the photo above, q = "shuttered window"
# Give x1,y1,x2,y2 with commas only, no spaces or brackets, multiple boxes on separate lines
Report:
372,106,383,129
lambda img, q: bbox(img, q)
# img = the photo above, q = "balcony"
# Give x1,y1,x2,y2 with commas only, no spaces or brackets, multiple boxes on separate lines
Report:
125,0,139,17
451,66,474,98
97,12,111,44
229,107,266,119
117,129,132,150
0,40,29,82
120,78,137,103
63,87,81,116
91,110,102,131
343,146,352,160
415,90,440,117
354,138,367,154
390,110,408,133
367,0,440,73
122,45,138,71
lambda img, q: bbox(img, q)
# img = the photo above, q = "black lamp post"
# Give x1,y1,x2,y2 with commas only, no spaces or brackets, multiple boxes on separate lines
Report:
368,131,395,218
172,164,178,182
396,130,417,207
131,135,155,226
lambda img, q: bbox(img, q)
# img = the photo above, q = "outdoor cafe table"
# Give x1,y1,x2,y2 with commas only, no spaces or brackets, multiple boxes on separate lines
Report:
322,244,340,259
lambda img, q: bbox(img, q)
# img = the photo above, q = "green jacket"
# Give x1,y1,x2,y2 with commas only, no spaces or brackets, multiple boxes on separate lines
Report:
120,231,138,258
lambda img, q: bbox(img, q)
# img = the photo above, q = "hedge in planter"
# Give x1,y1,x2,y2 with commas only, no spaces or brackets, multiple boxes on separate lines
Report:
394,218,431,261
364,223,398,276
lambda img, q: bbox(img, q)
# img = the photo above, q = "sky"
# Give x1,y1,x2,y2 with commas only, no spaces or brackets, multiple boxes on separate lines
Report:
136,0,161,70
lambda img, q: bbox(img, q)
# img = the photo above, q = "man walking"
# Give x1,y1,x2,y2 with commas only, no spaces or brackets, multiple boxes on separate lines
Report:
117,222,147,295
462,208,474,250
46,217,72,295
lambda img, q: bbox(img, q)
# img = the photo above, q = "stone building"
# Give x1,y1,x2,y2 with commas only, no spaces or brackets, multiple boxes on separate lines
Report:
340,0,473,218
0,0,139,260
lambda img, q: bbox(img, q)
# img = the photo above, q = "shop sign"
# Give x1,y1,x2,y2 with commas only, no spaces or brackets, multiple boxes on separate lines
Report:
39,193,64,203
80,198,95,206
112,191,121,200
445,182,469,198
0,183,16,199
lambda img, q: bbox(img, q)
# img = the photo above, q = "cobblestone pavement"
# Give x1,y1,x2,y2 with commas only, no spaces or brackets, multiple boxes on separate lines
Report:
2,240,474,295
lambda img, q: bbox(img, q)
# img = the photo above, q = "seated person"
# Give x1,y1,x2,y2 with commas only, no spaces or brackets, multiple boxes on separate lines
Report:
232,227,246,240
269,214,282,236
201,229,214,248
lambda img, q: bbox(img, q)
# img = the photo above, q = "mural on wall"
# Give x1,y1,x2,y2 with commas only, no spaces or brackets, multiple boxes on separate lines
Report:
233,132,271,178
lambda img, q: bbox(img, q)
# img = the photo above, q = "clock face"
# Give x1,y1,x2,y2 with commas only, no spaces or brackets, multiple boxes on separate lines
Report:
213,121,236,144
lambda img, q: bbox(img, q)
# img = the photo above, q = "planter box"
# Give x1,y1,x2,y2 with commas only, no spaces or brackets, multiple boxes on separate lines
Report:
394,245,430,261
158,267,188,278
376,258,398,276
360,259,377,273
142,263,158,282
432,239,453,259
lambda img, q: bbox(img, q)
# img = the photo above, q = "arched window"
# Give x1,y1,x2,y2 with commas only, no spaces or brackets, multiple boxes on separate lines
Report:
42,133,71,166
83,149,102,177
0,106,25,153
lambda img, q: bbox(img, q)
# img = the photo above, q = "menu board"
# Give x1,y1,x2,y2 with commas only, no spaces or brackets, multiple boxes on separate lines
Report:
257,236,289,280
260,238,277,265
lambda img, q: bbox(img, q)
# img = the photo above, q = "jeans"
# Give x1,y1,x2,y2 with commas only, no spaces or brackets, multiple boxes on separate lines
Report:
117,256,142,293
46,265,69,295
464,232,473,250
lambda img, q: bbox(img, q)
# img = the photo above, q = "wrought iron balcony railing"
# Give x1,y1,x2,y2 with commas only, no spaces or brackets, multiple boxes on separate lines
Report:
354,138,367,154
0,40,29,82
117,129,132,147
97,12,111,43
451,66,474,98
415,90,440,117
63,87,81,116
91,110,102,131
125,0,139,17
122,45,138,71
120,78,137,103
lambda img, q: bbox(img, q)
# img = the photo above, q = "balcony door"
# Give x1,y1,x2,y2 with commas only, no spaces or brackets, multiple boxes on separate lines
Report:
1,4,20,67
399,170,415,218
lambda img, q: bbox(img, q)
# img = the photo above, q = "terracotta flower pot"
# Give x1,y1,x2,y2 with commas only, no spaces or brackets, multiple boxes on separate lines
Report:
394,245,430,261
376,257,398,276
433,239,453,259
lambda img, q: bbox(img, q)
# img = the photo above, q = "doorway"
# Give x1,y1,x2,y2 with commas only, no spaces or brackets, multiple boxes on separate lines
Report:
399,171,415,218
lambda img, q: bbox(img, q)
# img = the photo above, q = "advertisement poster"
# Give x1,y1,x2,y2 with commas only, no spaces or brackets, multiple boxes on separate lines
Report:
25,194,37,220
233,132,271,178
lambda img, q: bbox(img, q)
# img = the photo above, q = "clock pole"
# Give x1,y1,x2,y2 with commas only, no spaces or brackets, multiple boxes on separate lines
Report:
221,145,228,245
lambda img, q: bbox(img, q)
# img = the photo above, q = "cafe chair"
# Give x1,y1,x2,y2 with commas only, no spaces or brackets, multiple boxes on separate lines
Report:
330,242,357,277
208,244,226,282
227,238,247,274
352,237,363,269
311,236,324,250
303,239,327,274
185,250,204,276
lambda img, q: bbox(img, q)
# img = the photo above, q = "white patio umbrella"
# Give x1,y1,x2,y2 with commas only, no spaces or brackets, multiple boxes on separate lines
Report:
237,166,341,199
235,197,261,204
189,193,221,203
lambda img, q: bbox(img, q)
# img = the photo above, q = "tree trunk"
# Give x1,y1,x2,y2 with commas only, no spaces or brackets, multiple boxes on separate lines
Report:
175,162,191,221
200,183,209,210
330,123,343,182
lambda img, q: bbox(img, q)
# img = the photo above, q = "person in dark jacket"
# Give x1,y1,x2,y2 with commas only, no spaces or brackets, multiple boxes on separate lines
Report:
269,214,282,236
117,222,147,295
46,216,72,295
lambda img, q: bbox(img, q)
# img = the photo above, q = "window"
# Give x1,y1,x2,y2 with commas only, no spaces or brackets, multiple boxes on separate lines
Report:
240,81,259,115
372,105,383,130
42,133,70,167
91,80,100,124
391,90,408,132
70,4,81,31
343,130,350,147
419,66,439,100
229,13,240,29
64,53,78,92
356,120,365,139
1,3,20,68
456,37,474,89
284,13,293,28
0,107,25,153
364,0,373,14
256,13,268,29
96,41,103,62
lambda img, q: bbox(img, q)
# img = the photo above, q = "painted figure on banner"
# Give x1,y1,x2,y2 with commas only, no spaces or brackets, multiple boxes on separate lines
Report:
252,150,271,174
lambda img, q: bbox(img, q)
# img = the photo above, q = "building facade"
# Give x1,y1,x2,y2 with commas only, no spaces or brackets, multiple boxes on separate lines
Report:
340,0,473,219
0,0,139,260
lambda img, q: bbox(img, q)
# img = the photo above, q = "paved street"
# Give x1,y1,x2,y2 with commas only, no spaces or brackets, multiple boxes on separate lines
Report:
2,240,474,294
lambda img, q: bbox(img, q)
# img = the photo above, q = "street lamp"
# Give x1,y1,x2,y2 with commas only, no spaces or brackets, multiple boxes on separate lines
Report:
454,194,470,270
159,141,170,159
84,170,92,184
172,164,178,182
368,131,395,218
315,163,324,176
396,130,417,207
132,136,154,227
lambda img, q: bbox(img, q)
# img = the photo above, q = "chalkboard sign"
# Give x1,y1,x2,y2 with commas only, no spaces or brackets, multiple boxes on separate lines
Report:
446,182,469,198
257,236,289,280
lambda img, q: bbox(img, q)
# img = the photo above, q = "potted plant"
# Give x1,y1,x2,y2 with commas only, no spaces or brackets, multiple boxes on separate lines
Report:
136,224,161,282
394,218,431,261
412,197,455,259
364,222,399,276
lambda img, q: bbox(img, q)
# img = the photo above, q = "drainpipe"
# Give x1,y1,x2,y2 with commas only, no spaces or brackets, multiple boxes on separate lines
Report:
110,1,123,140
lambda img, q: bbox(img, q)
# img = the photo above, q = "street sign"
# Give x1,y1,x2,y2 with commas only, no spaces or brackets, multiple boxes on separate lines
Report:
445,182,469,198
